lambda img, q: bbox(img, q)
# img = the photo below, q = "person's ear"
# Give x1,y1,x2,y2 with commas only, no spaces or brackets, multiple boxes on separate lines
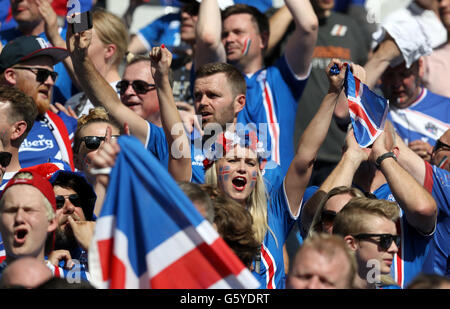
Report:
417,57,425,79
260,31,269,51
47,217,58,233
344,235,358,251
104,44,117,63
234,94,246,114
3,68,18,86
10,121,27,142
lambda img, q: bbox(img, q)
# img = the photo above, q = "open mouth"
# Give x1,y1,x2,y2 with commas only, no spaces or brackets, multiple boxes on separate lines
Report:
14,229,28,245
201,111,213,120
38,89,49,97
232,176,247,191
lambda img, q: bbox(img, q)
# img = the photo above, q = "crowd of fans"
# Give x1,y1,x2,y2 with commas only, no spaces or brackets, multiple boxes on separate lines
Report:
0,0,448,290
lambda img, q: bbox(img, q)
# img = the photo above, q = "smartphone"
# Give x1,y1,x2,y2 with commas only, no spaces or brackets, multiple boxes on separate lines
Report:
70,11,93,34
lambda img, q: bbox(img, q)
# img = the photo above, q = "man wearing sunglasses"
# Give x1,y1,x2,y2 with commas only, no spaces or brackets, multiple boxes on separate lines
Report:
48,170,96,281
393,129,449,277
0,0,93,105
333,197,401,289
0,35,77,171
117,55,162,127
300,122,437,288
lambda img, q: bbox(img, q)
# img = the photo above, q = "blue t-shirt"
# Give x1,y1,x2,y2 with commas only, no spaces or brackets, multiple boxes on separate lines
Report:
136,12,181,52
18,112,77,168
299,182,434,288
422,163,450,276
388,88,450,146
251,179,298,289
237,55,309,176
145,121,169,169
0,0,17,32
234,0,273,13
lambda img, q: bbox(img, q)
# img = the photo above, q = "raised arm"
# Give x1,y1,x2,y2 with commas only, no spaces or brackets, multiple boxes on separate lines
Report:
283,0,318,77
369,130,437,235
390,124,427,185
266,5,293,57
300,127,369,234
194,0,226,70
285,60,350,216
66,25,149,145
36,0,80,90
334,36,399,128
149,46,191,182
364,35,401,89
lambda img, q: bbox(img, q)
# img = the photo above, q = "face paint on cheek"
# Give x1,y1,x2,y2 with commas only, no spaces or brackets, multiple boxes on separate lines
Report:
241,37,251,56
220,165,232,183
437,156,448,169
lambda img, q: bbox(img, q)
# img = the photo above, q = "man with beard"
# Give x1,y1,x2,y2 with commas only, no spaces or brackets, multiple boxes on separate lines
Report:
0,35,77,170
49,170,96,281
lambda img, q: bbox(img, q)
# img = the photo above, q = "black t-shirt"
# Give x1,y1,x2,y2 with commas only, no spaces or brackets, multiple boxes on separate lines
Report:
294,12,369,163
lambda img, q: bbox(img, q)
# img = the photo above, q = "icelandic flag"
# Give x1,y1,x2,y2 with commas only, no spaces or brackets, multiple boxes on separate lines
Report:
88,135,259,289
0,236,5,264
344,67,389,147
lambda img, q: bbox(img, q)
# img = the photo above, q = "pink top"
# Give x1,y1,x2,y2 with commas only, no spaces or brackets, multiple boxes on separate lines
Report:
422,42,450,98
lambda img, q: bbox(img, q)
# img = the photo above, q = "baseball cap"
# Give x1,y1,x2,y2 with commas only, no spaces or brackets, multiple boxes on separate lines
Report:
0,169,57,211
19,162,63,180
0,35,69,73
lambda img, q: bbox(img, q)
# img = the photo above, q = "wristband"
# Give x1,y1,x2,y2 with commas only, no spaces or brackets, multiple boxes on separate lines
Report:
375,152,397,169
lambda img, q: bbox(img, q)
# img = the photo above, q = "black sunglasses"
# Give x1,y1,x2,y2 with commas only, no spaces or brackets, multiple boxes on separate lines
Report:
320,209,337,225
433,139,450,153
13,66,58,83
353,233,401,251
0,151,12,167
116,80,156,95
81,135,120,150
55,194,81,209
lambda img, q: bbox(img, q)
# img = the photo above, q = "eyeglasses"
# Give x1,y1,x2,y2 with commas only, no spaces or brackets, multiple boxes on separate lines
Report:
352,233,401,251
55,194,81,209
116,80,156,95
433,139,450,153
320,209,337,225
0,152,12,167
13,66,58,83
81,135,120,150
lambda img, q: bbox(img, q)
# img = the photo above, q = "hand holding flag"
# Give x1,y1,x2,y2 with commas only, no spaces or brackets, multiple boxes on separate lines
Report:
344,65,389,147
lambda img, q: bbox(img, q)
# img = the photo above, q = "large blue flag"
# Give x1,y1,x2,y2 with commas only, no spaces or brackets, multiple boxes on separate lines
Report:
88,136,259,289
344,68,389,147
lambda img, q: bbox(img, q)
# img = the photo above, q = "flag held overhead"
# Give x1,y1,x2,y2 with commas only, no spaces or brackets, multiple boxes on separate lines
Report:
344,67,389,148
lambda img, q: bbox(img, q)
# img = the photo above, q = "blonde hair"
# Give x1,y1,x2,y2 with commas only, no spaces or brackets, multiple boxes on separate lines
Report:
204,161,276,246
298,233,357,288
42,197,55,221
333,197,400,237
92,9,129,68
